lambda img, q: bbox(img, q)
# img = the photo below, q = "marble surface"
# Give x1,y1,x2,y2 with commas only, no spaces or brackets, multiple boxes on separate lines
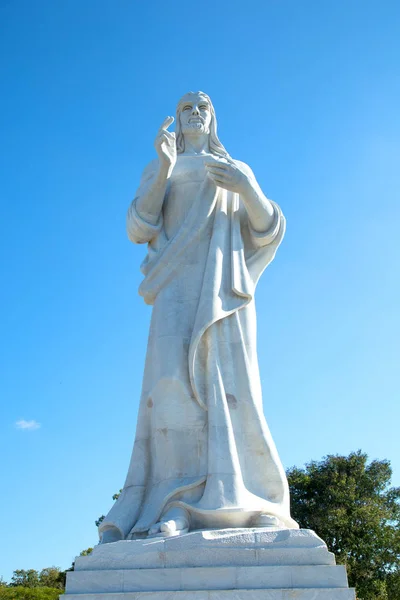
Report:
64,529,355,599
100,91,298,543
67,566,348,594
75,529,335,571
63,593,355,600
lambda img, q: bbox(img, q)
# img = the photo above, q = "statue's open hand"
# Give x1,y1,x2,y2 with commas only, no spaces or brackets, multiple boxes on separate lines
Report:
155,116,177,171
205,159,250,194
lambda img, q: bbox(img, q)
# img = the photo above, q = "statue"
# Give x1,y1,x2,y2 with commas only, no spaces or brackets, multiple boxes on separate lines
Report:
99,92,298,543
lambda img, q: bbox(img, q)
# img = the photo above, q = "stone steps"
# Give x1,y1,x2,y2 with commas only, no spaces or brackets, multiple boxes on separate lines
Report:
64,530,356,600
67,565,348,594
73,529,336,571
63,590,355,600
74,546,335,570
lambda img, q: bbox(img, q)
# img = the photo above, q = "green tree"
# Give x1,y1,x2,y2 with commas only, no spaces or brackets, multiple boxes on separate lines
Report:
9,572,39,589
8,569,65,592
287,451,400,600
38,569,64,590
386,569,400,599
0,587,62,600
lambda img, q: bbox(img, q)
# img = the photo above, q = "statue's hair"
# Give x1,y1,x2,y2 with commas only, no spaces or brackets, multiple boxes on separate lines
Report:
175,91,230,158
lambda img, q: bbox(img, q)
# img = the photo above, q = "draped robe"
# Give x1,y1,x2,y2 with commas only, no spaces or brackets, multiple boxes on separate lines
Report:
99,154,298,540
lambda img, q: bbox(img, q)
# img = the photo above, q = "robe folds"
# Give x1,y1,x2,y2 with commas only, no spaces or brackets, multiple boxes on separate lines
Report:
99,156,298,540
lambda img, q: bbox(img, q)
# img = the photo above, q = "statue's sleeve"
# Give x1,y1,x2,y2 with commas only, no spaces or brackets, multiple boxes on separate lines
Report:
246,200,283,249
236,198,285,289
126,161,163,244
234,160,283,249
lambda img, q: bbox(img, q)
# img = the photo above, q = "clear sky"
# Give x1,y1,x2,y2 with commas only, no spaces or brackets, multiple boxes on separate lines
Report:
0,0,399,583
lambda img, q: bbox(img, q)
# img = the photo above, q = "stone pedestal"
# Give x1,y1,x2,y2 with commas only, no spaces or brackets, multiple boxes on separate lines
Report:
64,528,355,600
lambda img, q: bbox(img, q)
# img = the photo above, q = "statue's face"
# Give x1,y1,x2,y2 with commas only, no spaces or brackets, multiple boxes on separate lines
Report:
179,94,212,135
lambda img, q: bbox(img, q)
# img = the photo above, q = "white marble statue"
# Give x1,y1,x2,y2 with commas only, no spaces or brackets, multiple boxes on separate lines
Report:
99,91,298,543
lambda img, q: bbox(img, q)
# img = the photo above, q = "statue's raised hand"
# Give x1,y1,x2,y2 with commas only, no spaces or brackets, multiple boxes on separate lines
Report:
205,159,250,195
155,116,177,172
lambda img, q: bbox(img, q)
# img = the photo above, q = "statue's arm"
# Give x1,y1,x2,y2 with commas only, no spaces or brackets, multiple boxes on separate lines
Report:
234,161,275,234
126,160,168,244
127,117,177,244
134,161,170,225
205,158,277,235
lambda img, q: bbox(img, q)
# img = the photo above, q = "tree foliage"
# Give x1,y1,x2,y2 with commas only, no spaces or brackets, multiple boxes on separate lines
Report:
9,573,39,590
287,451,400,600
8,569,64,592
0,588,62,600
37,570,64,591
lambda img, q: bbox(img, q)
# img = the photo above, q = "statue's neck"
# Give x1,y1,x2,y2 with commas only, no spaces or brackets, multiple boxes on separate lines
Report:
182,133,209,155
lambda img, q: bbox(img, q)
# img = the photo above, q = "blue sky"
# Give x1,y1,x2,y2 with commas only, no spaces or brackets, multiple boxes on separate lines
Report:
1,0,399,582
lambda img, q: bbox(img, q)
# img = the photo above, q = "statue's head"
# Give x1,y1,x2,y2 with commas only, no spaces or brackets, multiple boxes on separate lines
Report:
175,91,229,158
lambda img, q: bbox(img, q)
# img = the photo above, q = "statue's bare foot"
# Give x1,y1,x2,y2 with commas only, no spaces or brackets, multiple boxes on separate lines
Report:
160,516,189,534
148,508,189,537
253,513,283,528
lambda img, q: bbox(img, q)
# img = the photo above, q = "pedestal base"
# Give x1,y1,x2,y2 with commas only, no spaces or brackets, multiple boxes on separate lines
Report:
64,528,355,600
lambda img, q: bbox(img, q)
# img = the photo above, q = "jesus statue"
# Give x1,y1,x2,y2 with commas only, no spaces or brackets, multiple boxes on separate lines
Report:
99,91,298,543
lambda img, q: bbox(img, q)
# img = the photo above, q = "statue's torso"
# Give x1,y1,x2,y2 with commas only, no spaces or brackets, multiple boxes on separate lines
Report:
163,154,213,239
